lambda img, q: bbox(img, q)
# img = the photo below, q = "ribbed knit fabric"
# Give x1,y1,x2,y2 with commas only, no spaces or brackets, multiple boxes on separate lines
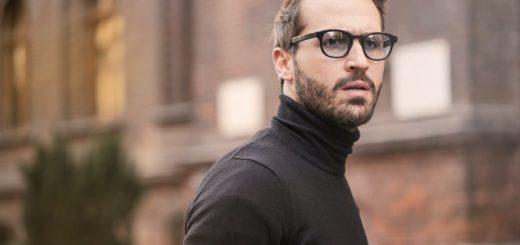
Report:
272,95,360,175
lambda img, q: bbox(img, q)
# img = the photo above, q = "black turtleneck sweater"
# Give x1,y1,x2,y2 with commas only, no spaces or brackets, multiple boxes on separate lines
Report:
184,96,368,245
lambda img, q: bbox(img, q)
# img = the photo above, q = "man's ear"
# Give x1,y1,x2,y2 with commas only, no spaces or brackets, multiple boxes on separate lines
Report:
272,47,294,83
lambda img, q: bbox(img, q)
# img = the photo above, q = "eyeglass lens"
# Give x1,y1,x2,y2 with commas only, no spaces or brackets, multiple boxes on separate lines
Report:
321,31,393,60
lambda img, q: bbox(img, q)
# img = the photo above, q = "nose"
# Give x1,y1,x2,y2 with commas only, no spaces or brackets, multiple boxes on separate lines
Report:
345,40,369,72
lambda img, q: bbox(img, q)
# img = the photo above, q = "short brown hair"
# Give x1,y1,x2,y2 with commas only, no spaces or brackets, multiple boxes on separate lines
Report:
273,0,387,49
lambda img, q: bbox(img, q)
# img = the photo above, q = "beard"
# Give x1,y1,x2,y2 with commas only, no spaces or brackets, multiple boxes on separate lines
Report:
293,61,381,129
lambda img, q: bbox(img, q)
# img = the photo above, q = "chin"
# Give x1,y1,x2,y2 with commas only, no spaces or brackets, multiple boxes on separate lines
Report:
339,103,375,126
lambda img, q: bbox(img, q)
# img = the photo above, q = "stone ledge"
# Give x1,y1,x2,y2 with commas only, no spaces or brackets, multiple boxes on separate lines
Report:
153,103,194,126
55,118,124,140
357,105,519,154
0,128,30,150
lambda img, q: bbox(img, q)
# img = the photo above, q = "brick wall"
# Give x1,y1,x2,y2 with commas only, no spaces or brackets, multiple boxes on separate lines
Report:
466,139,520,241
470,0,520,106
349,147,470,244
190,0,281,129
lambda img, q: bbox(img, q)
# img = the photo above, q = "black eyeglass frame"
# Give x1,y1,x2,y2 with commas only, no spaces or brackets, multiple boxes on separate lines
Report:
290,29,398,61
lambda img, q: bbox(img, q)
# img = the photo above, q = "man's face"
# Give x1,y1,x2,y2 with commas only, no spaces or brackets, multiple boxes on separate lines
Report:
290,0,385,128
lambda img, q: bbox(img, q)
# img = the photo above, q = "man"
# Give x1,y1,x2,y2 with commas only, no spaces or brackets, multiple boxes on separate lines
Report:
184,0,397,244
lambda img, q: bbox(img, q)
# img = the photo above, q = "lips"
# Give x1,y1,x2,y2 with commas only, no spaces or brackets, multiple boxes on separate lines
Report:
341,81,370,91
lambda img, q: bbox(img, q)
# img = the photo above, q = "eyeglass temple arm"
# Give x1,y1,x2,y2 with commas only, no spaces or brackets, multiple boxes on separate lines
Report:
291,33,318,44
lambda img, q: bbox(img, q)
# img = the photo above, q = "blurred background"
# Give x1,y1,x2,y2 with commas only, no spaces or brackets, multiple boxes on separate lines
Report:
0,0,519,244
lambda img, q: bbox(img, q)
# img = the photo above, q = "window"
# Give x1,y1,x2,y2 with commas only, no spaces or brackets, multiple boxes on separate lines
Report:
156,0,193,125
0,0,28,131
165,0,191,104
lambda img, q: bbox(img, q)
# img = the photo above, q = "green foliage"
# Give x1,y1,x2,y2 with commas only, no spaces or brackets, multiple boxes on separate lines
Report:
21,135,142,245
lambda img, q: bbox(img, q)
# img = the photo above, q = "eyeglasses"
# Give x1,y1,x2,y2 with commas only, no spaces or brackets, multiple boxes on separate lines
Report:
291,29,398,61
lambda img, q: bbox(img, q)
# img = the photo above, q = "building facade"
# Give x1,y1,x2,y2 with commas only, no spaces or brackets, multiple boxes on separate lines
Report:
0,0,519,244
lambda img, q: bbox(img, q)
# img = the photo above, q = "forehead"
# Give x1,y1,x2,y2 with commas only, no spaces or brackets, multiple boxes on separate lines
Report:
299,0,381,34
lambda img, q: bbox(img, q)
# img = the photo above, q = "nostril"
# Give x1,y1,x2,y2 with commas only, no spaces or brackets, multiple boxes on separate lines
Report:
346,61,369,72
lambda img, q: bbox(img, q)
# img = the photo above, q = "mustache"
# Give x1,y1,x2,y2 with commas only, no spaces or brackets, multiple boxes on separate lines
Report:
332,70,376,92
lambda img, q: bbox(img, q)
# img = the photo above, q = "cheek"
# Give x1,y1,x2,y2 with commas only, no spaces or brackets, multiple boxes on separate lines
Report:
300,60,339,87
369,63,385,87
316,61,347,87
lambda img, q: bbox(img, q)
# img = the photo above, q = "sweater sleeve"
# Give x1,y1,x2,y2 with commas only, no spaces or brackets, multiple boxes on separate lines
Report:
184,158,286,245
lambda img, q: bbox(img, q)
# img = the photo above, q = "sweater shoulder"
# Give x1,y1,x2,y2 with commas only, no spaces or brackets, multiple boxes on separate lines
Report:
187,128,288,210
184,130,290,244
228,128,296,173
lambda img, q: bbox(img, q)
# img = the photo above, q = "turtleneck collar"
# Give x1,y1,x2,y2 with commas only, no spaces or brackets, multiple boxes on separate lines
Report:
271,95,360,176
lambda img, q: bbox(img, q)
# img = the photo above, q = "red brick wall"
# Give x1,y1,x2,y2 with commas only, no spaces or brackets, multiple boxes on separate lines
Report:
465,139,520,242
349,147,470,244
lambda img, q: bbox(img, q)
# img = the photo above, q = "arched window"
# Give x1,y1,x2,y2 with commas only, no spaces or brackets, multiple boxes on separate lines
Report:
0,0,28,131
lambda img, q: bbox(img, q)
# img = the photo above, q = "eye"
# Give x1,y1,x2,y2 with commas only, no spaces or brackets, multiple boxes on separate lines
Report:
322,31,349,49
364,35,384,50
325,38,338,47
